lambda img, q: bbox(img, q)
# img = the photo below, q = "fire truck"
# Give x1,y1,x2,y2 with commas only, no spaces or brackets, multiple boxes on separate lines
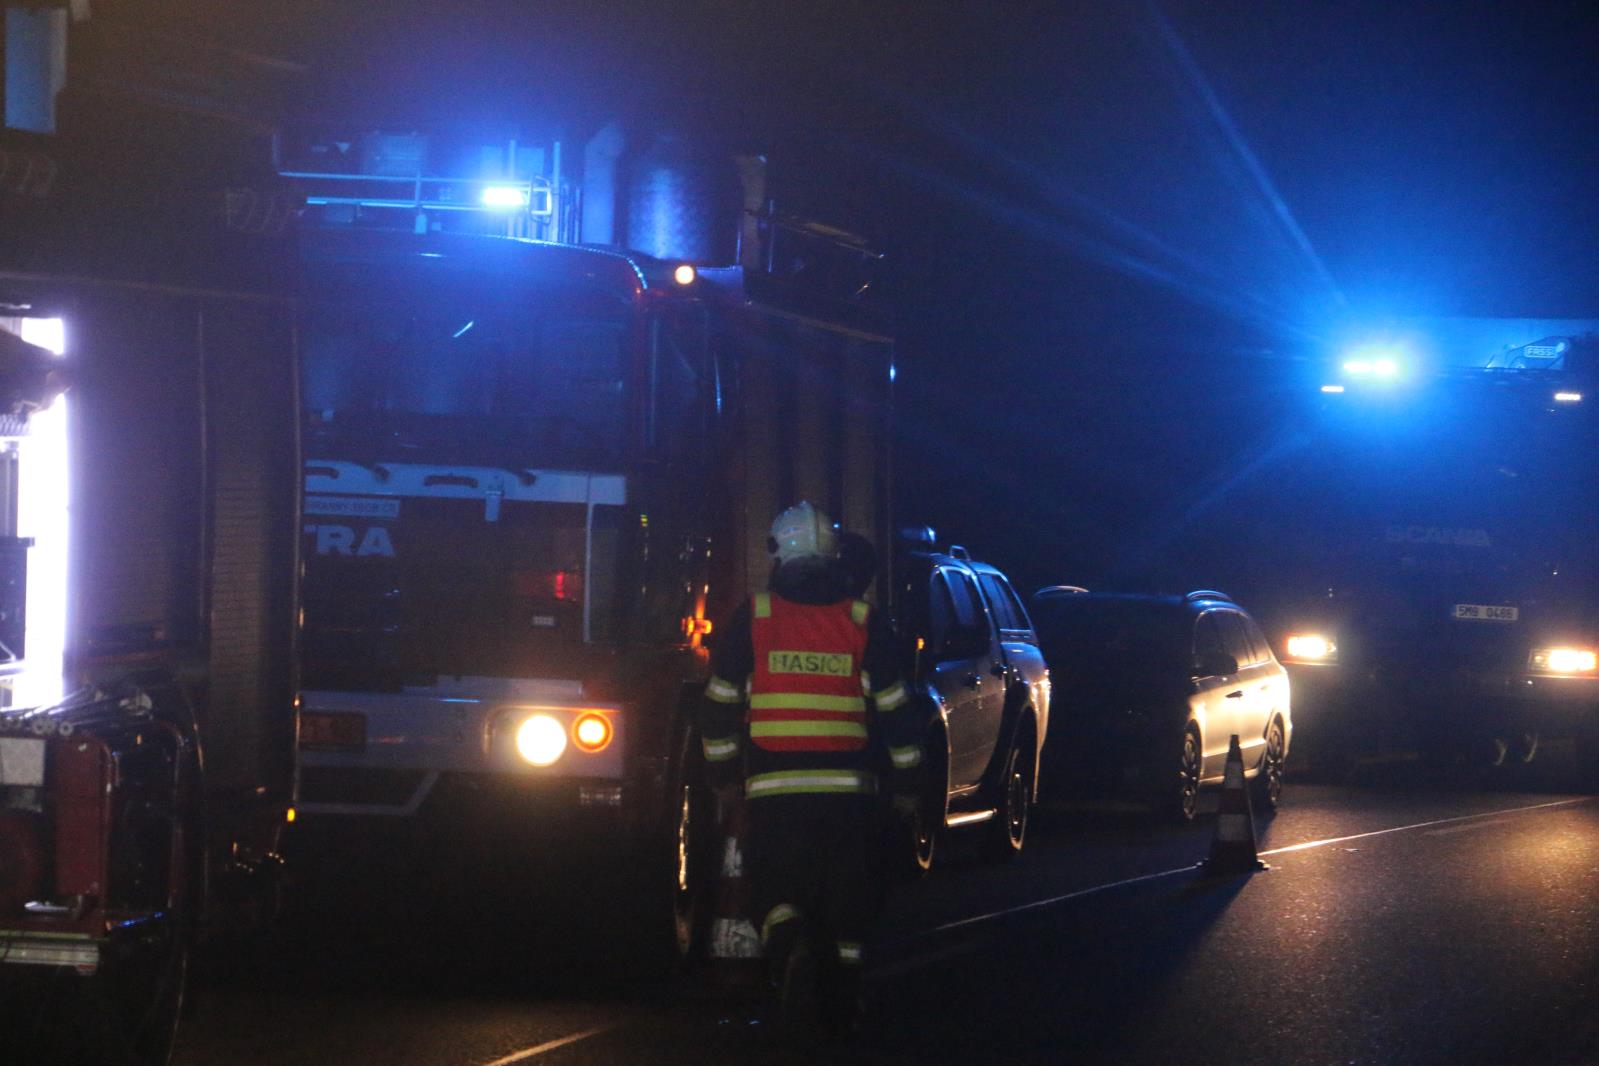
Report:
285,125,894,958
1158,320,1599,779
0,10,300,1063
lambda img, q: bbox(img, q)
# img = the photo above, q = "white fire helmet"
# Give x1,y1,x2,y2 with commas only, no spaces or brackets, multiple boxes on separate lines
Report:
768,501,839,565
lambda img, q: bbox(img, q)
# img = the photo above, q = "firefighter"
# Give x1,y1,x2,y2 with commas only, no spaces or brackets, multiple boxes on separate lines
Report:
697,503,921,1033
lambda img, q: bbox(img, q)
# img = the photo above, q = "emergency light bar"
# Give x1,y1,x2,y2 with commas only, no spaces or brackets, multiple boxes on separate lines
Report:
480,185,530,209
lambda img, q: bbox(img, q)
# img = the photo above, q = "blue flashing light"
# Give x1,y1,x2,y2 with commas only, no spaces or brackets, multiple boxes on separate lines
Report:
452,320,475,339
1342,346,1403,380
889,362,897,383
480,185,530,209
1321,384,1345,393
1555,391,1583,403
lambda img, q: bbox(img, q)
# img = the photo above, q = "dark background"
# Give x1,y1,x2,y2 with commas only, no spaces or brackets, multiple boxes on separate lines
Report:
133,0,1599,596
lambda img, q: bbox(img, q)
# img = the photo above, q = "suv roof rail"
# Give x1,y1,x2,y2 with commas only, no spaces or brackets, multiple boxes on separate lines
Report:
1035,585,1090,597
1185,589,1234,603
948,544,971,561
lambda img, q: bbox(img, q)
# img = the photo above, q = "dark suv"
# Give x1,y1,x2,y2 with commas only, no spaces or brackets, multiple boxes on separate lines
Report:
892,537,1051,868
1029,588,1290,821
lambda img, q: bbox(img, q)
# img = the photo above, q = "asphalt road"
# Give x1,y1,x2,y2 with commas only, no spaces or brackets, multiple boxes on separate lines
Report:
175,752,1599,1066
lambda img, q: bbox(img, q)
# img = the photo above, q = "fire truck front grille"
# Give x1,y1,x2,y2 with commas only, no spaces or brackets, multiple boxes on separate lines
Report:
299,767,429,807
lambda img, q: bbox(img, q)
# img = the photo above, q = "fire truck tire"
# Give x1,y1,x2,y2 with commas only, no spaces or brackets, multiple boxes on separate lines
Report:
76,918,190,1066
655,721,716,973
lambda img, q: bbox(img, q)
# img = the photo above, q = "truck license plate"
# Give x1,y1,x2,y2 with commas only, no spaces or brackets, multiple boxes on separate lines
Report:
1453,603,1519,622
299,712,367,751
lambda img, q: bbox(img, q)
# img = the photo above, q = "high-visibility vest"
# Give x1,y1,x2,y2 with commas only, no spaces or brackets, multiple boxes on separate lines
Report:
747,592,871,753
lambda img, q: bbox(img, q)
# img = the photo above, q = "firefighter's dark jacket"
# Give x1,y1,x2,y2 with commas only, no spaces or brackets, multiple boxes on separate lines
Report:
697,559,922,798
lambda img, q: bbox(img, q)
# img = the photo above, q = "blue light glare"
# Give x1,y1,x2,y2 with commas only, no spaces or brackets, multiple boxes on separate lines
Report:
1554,391,1583,403
889,362,898,383
1342,347,1403,379
1321,384,1345,393
480,185,530,209
452,320,475,339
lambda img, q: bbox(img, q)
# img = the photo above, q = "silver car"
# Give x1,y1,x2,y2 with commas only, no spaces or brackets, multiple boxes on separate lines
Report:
1031,589,1291,821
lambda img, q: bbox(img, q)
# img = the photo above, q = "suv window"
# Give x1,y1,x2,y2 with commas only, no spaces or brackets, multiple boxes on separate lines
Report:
1193,613,1228,664
931,567,988,655
1242,616,1274,665
977,572,1028,632
1215,611,1257,666
945,569,984,630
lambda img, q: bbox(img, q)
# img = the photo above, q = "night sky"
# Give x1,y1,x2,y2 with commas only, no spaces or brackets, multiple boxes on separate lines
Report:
147,0,1599,594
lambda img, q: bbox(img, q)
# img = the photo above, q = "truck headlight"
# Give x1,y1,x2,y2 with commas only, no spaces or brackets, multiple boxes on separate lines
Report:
515,714,568,766
1285,633,1338,663
1529,647,1599,676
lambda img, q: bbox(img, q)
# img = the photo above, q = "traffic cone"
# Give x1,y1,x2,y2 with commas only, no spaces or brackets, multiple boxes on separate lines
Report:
1199,734,1268,876
705,789,765,988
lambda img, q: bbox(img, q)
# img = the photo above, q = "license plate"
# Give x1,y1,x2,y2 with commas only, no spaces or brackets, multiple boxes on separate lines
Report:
1453,603,1519,622
299,711,367,751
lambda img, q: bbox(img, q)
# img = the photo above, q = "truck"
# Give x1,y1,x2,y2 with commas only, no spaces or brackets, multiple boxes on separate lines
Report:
0,10,300,1063
1157,320,1599,778
286,126,895,959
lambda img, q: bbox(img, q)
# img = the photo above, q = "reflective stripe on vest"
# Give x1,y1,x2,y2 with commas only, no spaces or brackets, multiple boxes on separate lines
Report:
746,768,878,798
748,594,871,753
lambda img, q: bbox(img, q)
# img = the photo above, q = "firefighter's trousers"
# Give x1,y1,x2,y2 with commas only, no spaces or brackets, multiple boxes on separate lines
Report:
746,792,878,972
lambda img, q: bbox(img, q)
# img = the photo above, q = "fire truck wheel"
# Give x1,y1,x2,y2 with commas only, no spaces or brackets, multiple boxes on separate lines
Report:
658,722,717,972
670,774,716,964
84,917,190,1066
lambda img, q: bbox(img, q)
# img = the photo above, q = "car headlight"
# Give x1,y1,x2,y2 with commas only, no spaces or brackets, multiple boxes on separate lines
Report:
1529,647,1599,676
515,714,568,766
1285,633,1338,662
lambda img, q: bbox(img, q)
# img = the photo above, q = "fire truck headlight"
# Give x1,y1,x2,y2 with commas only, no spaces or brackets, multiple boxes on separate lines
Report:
515,714,567,766
1285,633,1338,663
1530,647,1599,675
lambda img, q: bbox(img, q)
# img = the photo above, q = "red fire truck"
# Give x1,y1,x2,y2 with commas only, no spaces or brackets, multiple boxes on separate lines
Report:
287,126,894,959
0,12,300,1064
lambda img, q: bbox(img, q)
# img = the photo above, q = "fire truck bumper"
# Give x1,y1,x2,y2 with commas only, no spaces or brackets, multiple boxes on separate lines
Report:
0,929,99,974
297,683,638,819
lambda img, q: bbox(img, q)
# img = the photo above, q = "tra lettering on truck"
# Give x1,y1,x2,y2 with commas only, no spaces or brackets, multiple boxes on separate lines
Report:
303,524,395,557
767,651,854,677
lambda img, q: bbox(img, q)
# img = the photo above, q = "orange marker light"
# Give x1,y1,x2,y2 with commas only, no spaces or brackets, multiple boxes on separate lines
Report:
673,264,697,285
573,713,614,753
286,807,297,824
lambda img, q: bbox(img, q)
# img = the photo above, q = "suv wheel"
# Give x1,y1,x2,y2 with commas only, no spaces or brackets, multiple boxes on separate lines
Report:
982,718,1035,862
1251,717,1286,811
904,732,947,876
1166,727,1203,823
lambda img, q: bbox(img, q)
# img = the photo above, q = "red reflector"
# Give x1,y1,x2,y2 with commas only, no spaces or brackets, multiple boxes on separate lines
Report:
0,810,47,915
512,569,584,602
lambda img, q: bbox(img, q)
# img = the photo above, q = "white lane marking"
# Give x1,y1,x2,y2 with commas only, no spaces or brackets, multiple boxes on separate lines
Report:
480,1024,620,1065
900,796,1594,947
1425,818,1511,837
924,864,1201,937
1258,797,1591,856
